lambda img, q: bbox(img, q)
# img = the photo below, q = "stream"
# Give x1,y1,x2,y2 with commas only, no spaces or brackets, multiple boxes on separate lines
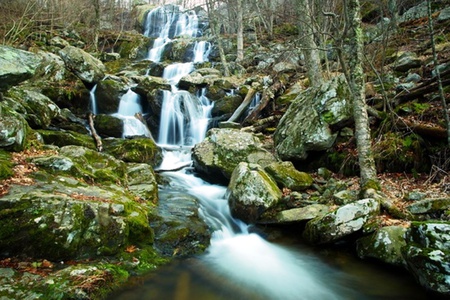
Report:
111,5,429,299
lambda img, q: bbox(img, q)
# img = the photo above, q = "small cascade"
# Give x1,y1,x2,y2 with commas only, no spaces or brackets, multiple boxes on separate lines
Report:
163,62,194,86
112,89,152,138
144,5,200,62
89,84,98,114
193,41,211,63
245,92,261,117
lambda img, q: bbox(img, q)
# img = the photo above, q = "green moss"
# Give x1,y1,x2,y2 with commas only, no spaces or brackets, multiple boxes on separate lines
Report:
103,138,162,166
38,129,97,149
0,150,13,180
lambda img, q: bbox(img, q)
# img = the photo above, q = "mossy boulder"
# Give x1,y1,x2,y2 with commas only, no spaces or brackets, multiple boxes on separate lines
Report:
0,175,153,260
5,88,61,129
211,94,243,117
356,226,408,266
406,198,450,215
95,78,128,114
265,161,313,191
0,45,42,91
227,162,282,223
0,150,13,180
402,222,450,296
192,128,277,181
103,137,162,167
303,198,380,245
151,190,211,256
58,45,106,84
132,75,171,96
0,103,31,151
37,130,97,149
259,204,330,225
94,114,124,138
126,163,158,203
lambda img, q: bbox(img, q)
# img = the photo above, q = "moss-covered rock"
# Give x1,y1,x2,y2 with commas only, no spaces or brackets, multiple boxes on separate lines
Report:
356,226,407,266
94,114,124,138
0,103,31,151
264,161,313,191
211,94,243,117
192,128,277,181
95,78,128,114
103,137,162,167
126,163,158,203
227,162,282,223
0,150,13,180
37,129,97,149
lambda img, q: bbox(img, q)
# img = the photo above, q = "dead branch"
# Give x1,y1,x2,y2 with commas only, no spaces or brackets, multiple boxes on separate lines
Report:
88,113,103,152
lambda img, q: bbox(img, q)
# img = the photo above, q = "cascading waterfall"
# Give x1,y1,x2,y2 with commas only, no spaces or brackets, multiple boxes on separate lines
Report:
113,89,152,138
89,84,98,114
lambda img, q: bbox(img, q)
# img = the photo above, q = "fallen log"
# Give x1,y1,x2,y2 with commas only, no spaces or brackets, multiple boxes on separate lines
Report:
241,115,282,133
227,87,256,123
395,118,447,140
397,68,450,103
88,113,103,152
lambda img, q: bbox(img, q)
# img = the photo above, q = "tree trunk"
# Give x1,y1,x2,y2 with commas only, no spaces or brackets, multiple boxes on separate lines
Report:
236,0,244,61
227,87,256,122
206,0,230,76
297,0,323,88
346,0,378,190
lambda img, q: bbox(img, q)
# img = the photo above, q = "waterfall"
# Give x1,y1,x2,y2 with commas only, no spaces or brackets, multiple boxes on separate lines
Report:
89,84,98,114
112,89,152,138
193,41,212,63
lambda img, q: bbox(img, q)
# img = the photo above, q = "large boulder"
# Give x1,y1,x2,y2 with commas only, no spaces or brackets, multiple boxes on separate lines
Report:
259,204,330,225
192,128,278,181
94,114,124,138
0,175,153,260
58,45,106,84
402,222,450,296
356,226,408,266
0,46,42,91
126,163,158,203
303,198,380,244
37,130,97,150
5,88,61,129
103,137,162,167
227,162,282,223
265,161,313,191
274,75,352,161
0,103,30,151
95,78,128,114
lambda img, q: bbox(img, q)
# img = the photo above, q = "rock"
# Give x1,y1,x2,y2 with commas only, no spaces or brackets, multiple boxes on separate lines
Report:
303,198,380,245
178,72,208,90
227,162,282,223
126,163,158,202
192,128,277,180
333,190,357,205
264,161,313,191
133,75,171,96
151,190,210,256
406,198,450,214
437,7,450,21
0,103,30,151
211,94,243,117
399,2,428,23
274,75,351,161
5,88,61,129
0,45,42,91
38,129,97,149
58,45,106,84
393,52,421,72
403,222,450,296
0,176,153,260
94,114,124,138
259,204,330,224
356,226,407,266
94,78,128,114
103,137,162,167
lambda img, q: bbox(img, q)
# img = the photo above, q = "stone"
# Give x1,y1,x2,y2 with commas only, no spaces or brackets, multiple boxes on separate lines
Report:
406,198,450,214
303,198,380,245
192,128,277,180
264,161,313,191
227,162,282,223
393,52,421,72
259,204,330,224
0,45,41,91
0,103,30,151
356,226,407,266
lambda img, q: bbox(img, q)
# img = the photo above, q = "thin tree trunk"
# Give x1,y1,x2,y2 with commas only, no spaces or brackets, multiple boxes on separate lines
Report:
346,0,378,190
206,0,230,76
88,113,103,152
427,0,450,145
236,0,244,61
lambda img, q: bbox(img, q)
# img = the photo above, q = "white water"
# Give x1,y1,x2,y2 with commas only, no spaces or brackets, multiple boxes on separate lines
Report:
112,89,152,138
89,84,98,114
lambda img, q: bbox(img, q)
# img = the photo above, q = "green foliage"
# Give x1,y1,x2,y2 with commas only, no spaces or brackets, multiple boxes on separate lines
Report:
274,23,299,36
0,150,13,180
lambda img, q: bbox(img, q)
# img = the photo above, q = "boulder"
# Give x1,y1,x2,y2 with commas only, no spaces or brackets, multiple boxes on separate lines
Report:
192,128,278,181
103,137,162,167
259,204,330,225
0,175,153,260
0,103,30,151
356,226,408,266
211,94,243,117
274,75,351,161
94,114,124,138
151,190,211,256
37,130,97,150
227,162,282,223
95,78,128,114
132,75,171,96
5,88,61,129
402,222,450,296
303,198,380,244
126,163,158,202
393,52,421,72
264,161,313,191
58,45,106,84
406,198,450,215
0,46,41,91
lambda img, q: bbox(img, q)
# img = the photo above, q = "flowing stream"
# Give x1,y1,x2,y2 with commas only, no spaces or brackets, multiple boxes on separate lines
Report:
110,5,429,300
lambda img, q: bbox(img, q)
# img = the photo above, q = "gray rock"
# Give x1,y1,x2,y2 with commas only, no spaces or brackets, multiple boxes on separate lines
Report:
58,45,106,83
265,161,313,191
227,162,282,223
274,75,351,160
437,7,450,22
393,52,421,72
407,198,450,214
259,204,330,224
403,222,450,295
357,226,407,266
0,103,30,151
192,128,277,180
0,46,41,91
303,198,380,244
